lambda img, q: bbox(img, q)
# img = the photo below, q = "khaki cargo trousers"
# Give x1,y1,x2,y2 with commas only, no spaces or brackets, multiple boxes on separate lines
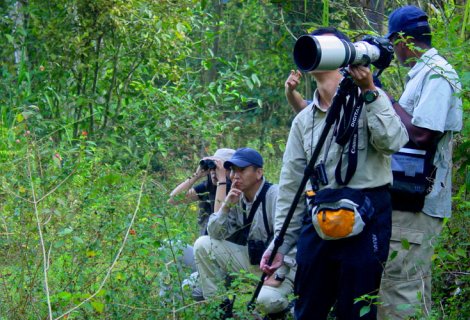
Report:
378,210,443,319
194,235,294,314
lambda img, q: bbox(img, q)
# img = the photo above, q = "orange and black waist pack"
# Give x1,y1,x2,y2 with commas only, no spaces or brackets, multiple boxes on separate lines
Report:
306,187,375,240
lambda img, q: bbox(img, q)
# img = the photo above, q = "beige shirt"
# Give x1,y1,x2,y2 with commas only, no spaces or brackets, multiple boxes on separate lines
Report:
273,88,408,255
208,178,278,244
208,179,297,266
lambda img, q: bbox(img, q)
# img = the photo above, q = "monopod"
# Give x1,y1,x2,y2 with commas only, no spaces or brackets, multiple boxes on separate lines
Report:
247,71,358,311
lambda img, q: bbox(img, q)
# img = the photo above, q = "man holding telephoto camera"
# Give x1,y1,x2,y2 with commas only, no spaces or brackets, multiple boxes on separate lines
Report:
260,27,408,319
194,148,296,320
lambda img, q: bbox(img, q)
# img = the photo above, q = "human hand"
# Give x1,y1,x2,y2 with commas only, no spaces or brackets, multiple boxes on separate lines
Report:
224,187,242,205
285,70,302,92
260,250,284,275
195,158,210,178
348,65,375,92
212,158,227,182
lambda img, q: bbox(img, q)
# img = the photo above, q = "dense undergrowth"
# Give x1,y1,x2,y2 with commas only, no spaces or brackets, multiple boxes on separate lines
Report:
1,0,469,319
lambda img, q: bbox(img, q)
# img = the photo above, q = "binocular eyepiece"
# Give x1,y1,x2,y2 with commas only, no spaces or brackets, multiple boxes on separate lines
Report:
199,159,216,170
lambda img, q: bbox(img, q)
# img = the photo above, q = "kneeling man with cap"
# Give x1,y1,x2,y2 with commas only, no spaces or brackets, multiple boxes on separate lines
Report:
194,147,296,319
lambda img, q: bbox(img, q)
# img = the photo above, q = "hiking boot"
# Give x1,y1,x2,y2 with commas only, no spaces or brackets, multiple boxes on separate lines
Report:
191,286,205,302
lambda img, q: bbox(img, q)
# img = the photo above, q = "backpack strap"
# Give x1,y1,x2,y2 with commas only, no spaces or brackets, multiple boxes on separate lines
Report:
261,182,273,242
228,181,272,246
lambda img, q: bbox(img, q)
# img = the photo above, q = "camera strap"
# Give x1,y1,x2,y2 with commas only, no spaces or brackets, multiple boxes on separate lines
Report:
334,88,364,185
242,181,272,231
261,198,273,242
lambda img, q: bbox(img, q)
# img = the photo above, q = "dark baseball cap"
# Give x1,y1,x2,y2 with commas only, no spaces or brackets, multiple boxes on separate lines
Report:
386,5,429,39
223,147,264,169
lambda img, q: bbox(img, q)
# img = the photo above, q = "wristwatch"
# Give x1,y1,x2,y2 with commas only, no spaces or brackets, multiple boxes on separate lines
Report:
363,89,379,104
274,273,285,282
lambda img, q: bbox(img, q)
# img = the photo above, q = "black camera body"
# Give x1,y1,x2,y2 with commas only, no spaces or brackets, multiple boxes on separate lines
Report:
199,159,216,170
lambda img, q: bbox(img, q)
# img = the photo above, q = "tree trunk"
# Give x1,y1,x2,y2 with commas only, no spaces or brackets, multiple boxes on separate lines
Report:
88,34,103,136
102,41,120,130
364,0,384,34
204,0,224,85
349,0,385,34
10,0,28,68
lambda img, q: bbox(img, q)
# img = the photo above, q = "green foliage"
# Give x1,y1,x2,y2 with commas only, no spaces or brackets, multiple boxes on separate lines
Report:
0,0,468,319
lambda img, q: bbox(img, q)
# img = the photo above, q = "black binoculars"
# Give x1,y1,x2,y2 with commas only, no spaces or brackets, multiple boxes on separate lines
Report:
199,159,216,170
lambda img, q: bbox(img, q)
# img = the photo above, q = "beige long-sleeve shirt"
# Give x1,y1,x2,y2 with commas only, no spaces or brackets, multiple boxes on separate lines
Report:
273,88,409,255
207,179,278,243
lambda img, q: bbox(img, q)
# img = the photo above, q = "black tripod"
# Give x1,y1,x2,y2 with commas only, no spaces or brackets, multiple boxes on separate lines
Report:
247,70,359,311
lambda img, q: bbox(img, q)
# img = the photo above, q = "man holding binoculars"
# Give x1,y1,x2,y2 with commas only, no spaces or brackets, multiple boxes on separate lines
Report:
168,148,235,235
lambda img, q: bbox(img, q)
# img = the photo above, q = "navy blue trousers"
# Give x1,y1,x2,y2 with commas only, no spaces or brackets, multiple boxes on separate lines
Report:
294,188,392,320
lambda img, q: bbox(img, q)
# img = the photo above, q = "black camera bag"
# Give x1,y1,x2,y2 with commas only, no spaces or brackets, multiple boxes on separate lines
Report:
390,140,437,212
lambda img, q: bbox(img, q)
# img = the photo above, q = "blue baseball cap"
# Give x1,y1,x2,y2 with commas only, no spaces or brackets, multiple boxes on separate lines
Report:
386,5,429,39
223,147,264,169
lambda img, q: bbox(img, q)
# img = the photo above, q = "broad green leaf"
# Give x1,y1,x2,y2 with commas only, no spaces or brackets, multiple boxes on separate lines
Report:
456,247,467,258
400,238,410,250
57,291,72,301
59,227,73,236
91,301,105,313
359,305,370,317
5,34,14,44
53,240,65,248
73,236,84,244
86,250,97,258
251,74,260,86
96,290,107,297
143,152,151,165
244,78,254,90
115,273,124,281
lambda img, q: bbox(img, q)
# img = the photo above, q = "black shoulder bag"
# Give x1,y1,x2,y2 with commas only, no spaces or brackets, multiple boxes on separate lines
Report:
390,140,438,212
